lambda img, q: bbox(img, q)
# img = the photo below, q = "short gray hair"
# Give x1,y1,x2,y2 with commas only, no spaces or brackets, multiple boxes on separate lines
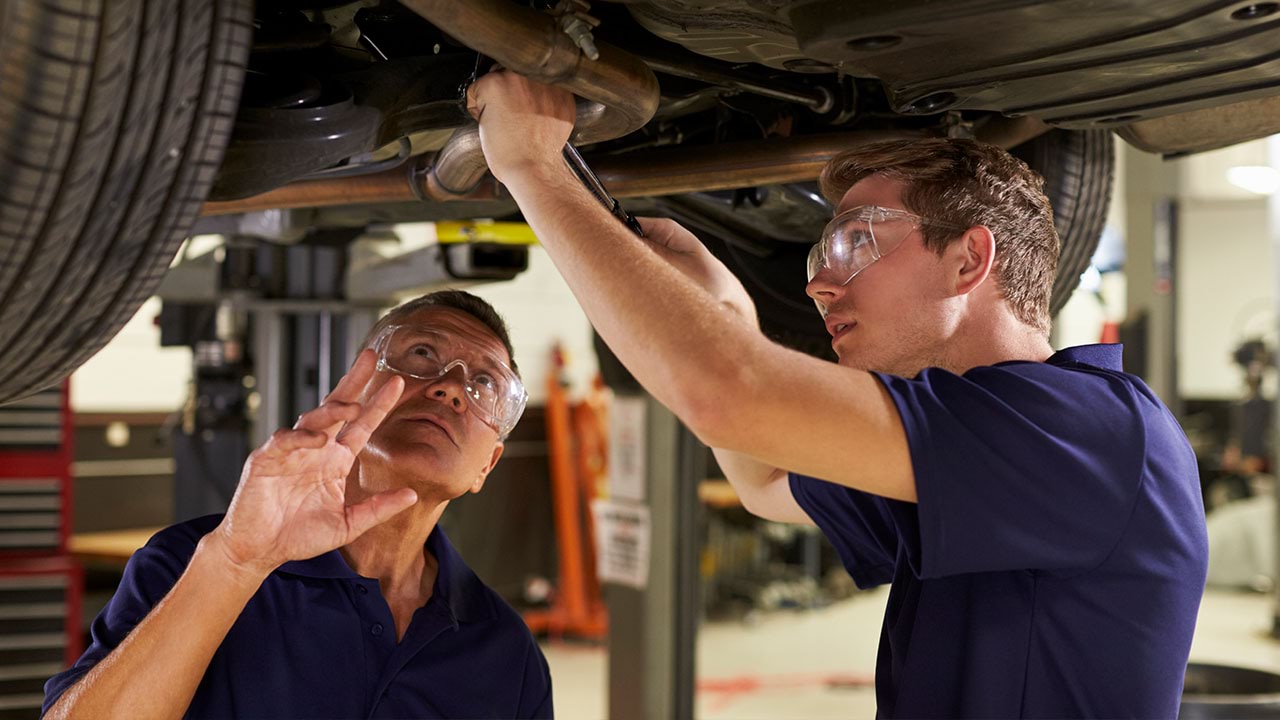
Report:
364,290,519,377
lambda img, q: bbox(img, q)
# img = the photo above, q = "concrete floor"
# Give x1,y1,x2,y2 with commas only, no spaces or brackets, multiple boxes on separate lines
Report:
540,587,1280,718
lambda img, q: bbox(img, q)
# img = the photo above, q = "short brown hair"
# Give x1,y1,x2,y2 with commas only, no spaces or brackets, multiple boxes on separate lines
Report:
365,290,519,377
820,138,1058,333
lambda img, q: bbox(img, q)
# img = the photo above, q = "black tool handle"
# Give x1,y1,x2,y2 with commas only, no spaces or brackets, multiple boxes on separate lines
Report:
562,145,645,238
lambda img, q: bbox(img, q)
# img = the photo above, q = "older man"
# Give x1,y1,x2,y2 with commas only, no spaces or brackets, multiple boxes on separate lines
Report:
43,290,552,719
468,72,1206,718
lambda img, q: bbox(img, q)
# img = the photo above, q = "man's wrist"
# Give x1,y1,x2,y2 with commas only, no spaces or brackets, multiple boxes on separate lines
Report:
196,532,274,590
497,155,580,204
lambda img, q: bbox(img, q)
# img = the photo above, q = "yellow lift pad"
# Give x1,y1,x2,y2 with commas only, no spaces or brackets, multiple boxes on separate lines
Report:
435,220,539,246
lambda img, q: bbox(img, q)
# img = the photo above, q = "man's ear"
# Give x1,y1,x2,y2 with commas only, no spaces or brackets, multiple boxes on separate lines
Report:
949,225,996,297
470,441,505,494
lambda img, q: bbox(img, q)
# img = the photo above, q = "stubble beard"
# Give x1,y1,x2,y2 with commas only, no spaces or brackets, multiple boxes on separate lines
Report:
840,339,941,379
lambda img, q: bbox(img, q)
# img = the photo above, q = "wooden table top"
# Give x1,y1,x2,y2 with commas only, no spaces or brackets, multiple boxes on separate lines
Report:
69,527,163,566
698,479,742,509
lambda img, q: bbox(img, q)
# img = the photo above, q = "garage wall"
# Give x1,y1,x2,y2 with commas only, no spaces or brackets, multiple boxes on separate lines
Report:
1176,197,1273,399
71,236,599,413
71,297,192,412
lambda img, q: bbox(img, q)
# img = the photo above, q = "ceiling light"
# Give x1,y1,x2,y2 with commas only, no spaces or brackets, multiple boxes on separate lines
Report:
1226,165,1280,195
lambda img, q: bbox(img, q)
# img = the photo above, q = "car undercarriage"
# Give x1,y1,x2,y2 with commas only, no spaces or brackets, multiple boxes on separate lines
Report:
2,0,1280,401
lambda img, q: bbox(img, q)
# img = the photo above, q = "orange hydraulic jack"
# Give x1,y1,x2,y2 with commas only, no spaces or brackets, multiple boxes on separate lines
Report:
523,345,608,639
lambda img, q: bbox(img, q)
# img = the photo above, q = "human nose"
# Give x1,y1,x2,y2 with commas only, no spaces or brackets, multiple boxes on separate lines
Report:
424,363,471,414
805,267,849,316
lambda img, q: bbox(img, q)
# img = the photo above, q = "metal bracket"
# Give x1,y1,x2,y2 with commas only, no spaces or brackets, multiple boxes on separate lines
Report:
943,110,976,140
551,0,601,61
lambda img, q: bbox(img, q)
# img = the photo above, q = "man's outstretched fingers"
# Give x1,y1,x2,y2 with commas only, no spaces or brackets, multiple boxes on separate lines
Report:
294,400,361,433
270,428,329,451
324,349,378,405
345,487,419,539
337,375,404,452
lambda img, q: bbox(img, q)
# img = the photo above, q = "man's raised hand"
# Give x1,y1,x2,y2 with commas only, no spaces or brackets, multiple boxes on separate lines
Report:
467,69,575,186
211,350,418,577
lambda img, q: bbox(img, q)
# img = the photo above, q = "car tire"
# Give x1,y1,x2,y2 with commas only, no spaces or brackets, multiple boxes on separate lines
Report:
595,128,1116,388
1011,129,1115,318
0,0,253,403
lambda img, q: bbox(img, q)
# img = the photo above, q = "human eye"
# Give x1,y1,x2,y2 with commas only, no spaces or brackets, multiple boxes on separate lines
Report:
408,343,438,359
833,223,872,250
395,341,441,373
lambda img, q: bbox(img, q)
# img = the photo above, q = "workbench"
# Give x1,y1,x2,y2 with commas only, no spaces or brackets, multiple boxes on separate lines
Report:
69,527,161,568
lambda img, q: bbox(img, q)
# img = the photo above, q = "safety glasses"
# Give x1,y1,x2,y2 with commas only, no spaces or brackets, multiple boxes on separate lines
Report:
806,205,964,286
372,325,527,438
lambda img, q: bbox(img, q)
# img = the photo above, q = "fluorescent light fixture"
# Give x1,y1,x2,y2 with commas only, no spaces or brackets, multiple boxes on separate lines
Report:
1226,165,1280,195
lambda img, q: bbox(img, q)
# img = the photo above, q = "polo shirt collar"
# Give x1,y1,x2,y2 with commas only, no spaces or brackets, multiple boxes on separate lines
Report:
426,525,494,623
1046,343,1123,371
277,547,360,580
276,526,494,623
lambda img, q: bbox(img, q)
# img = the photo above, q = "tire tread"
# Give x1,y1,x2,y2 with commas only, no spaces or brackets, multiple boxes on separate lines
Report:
0,0,253,402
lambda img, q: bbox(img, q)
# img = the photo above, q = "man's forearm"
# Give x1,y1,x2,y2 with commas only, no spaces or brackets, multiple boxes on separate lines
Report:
712,448,814,525
46,535,267,720
503,163,761,433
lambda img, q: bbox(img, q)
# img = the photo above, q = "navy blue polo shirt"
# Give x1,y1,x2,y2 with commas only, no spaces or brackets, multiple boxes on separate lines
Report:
44,515,552,718
790,345,1207,718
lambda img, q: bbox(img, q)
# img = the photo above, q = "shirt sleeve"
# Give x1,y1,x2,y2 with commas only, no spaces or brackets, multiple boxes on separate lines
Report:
516,640,554,718
788,473,897,589
874,364,1148,579
42,526,199,717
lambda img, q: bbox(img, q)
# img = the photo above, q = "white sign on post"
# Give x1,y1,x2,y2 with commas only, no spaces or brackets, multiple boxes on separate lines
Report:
592,499,650,590
607,395,646,502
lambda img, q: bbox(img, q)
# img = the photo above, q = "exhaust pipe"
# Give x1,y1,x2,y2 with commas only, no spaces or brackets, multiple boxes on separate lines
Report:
198,119,1050,216
401,0,659,198
201,130,925,216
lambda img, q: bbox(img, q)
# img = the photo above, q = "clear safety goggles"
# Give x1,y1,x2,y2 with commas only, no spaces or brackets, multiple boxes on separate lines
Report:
373,325,527,437
806,205,963,286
